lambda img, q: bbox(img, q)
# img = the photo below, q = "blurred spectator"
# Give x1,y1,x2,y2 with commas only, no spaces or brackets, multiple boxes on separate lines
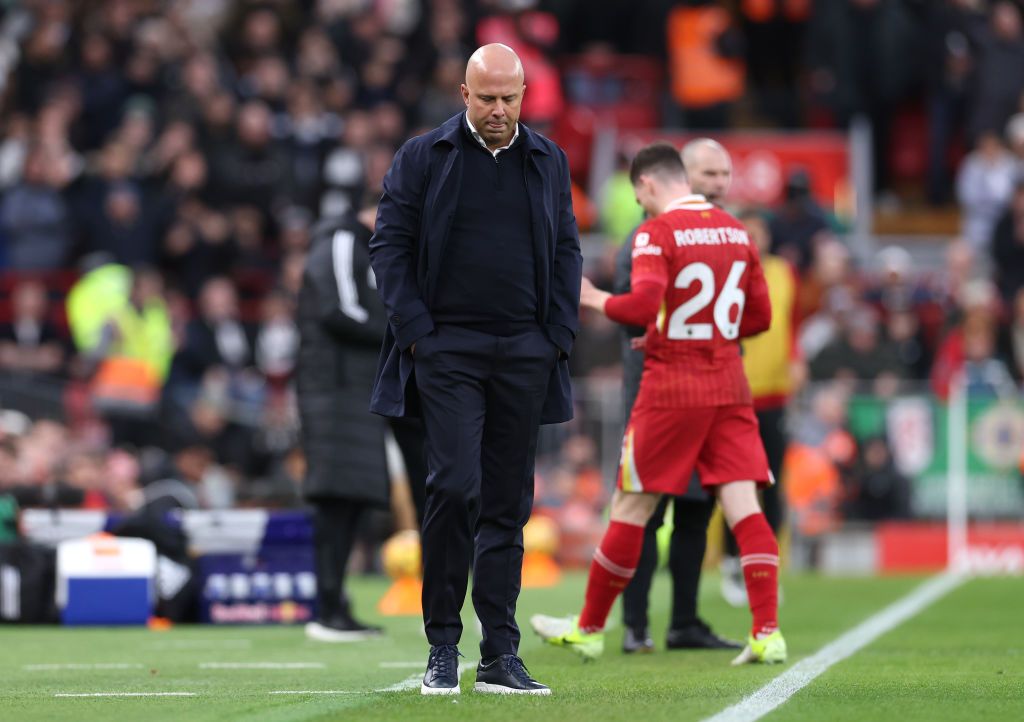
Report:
89,268,173,446
0,280,67,378
864,246,938,378
967,0,1024,144
80,180,161,266
805,0,921,195
885,309,932,382
208,100,290,213
168,276,255,400
75,31,127,151
931,280,1017,398
992,179,1024,303
924,0,986,205
665,1,745,129
417,51,467,128
809,306,908,397
769,169,830,273
255,289,299,382
476,0,564,128
0,145,72,269
956,130,1018,255
794,235,855,332
739,0,810,128
599,154,645,245
844,436,912,521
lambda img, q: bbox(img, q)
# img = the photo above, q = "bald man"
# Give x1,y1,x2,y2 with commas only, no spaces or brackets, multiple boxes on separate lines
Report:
369,44,582,695
682,138,733,206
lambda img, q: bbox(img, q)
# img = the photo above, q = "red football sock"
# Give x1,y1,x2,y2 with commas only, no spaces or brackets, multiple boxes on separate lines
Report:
577,520,645,633
732,512,779,637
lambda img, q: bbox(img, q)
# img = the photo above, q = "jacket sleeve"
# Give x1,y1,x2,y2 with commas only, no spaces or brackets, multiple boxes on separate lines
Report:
739,243,772,338
546,149,583,356
368,140,433,351
309,227,386,347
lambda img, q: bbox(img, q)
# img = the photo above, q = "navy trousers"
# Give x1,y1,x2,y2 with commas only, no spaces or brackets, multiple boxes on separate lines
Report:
413,324,557,659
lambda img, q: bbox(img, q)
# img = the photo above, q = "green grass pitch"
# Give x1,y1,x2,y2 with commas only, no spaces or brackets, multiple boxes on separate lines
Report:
2,573,1022,722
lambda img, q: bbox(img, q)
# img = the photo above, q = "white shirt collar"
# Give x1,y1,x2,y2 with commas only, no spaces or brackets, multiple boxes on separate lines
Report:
464,112,520,158
664,194,714,212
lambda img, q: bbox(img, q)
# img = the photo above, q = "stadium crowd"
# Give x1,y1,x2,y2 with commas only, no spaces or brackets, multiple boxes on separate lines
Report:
1,0,1024,543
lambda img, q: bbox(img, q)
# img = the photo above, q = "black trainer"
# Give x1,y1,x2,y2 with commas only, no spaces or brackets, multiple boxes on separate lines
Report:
666,620,742,650
421,644,462,695
474,654,550,695
622,626,655,654
305,612,383,642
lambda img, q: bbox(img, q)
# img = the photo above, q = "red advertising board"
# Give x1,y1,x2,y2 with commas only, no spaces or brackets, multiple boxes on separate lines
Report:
618,130,851,213
877,522,1024,574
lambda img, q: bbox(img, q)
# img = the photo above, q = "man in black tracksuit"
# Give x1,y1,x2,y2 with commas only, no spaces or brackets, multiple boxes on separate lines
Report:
297,207,426,640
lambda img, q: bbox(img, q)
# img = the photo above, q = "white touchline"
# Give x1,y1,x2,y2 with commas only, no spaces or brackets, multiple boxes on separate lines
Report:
54,692,196,698
26,664,144,671
374,674,422,693
200,662,325,669
702,571,968,722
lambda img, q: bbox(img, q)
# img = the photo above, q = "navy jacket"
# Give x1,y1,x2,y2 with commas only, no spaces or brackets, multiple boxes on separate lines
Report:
368,113,582,424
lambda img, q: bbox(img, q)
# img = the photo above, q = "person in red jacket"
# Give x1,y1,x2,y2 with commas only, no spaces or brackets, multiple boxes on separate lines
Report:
532,142,786,665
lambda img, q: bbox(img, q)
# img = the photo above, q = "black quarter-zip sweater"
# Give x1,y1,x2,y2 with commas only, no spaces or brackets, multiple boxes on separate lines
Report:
432,127,537,335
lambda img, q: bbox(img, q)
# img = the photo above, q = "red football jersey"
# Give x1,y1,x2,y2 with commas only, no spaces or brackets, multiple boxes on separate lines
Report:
605,195,771,408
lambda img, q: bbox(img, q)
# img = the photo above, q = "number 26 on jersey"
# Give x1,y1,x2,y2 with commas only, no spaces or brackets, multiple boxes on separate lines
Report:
667,261,747,341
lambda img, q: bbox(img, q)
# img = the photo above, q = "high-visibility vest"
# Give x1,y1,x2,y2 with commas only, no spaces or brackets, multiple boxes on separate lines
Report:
667,7,746,109
742,254,798,404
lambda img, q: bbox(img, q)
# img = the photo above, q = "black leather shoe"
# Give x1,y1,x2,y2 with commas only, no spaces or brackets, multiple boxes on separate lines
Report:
421,644,462,695
666,620,742,650
474,654,551,695
622,626,654,654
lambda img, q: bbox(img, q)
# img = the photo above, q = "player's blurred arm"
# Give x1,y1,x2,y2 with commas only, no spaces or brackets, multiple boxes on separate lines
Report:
581,222,668,326
580,274,666,326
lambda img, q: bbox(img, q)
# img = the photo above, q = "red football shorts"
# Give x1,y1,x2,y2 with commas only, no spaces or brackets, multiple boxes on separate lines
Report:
616,404,772,494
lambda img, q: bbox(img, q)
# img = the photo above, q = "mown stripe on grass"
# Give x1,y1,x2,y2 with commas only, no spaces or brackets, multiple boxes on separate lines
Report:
703,571,968,722
26,664,144,671
54,692,197,698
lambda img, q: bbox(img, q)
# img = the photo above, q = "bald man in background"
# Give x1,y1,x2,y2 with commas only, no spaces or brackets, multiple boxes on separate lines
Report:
370,44,581,695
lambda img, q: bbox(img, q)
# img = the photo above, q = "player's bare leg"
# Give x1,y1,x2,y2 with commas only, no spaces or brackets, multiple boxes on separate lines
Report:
531,490,662,660
717,481,786,664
